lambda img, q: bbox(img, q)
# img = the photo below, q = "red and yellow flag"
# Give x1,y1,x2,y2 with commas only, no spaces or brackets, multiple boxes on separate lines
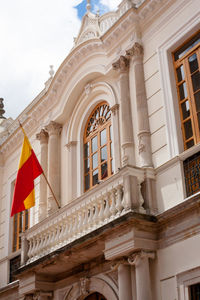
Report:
11,131,43,217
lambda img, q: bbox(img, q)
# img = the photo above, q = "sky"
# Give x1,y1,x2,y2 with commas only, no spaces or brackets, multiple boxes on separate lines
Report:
0,0,121,120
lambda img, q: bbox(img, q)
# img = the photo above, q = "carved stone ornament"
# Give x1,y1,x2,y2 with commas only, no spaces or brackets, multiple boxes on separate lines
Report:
36,129,48,144
138,135,146,154
126,42,143,58
80,277,90,296
112,55,129,72
45,121,62,136
128,250,155,266
110,104,119,116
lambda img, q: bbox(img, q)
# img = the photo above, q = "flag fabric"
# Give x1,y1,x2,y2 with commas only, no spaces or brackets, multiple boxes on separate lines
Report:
10,132,43,217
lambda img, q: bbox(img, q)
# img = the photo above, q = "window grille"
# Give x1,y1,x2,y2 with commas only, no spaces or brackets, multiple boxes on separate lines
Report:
183,151,200,196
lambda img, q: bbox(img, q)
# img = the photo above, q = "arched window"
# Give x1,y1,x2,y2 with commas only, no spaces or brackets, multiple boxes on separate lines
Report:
84,292,107,300
84,102,113,191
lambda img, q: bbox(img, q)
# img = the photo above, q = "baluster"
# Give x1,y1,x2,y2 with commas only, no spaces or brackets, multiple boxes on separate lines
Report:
63,219,69,243
27,238,33,259
98,196,105,223
116,185,123,213
77,208,84,236
110,188,117,217
72,212,78,238
82,206,88,232
88,204,94,229
93,197,99,227
43,231,50,255
40,232,46,255
67,216,73,240
104,193,111,220
33,236,39,258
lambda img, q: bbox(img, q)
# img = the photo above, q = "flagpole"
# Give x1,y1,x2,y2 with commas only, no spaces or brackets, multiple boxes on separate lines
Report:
18,120,61,210
41,172,61,209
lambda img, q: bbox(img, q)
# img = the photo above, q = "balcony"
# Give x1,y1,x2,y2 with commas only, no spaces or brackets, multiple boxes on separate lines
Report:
21,166,152,266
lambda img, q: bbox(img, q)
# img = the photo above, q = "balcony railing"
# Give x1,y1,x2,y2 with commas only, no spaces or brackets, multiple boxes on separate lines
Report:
22,166,146,265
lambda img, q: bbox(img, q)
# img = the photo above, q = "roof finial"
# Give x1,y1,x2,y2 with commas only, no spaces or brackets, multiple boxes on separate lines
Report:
0,98,6,119
49,65,54,78
87,0,91,12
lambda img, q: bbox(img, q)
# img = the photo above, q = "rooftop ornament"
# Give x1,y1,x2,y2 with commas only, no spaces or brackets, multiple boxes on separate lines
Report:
0,98,6,119
86,0,91,12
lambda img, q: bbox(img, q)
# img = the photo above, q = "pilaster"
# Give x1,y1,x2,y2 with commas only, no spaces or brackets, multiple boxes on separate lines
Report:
128,250,155,300
112,56,135,167
127,42,153,168
118,263,132,300
110,104,121,171
45,121,62,215
66,141,77,201
36,130,48,221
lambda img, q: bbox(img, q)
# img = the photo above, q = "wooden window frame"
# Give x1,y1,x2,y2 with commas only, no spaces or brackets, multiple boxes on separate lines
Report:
12,210,29,252
84,102,113,192
173,31,200,150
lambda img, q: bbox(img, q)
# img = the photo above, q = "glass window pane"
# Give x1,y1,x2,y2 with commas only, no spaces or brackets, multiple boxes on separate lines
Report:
101,162,108,179
92,153,98,169
101,146,107,162
186,139,194,149
195,91,200,112
111,159,114,174
176,65,185,82
92,169,99,186
198,113,200,131
192,71,200,92
92,136,98,153
179,82,187,100
25,210,29,230
189,53,198,73
184,119,193,139
181,101,190,120
100,129,107,146
84,143,89,158
85,174,90,191
174,32,200,60
109,125,112,140
84,158,90,173
110,143,113,158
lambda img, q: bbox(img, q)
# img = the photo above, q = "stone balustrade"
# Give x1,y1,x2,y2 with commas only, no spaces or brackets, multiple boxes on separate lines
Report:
24,166,145,264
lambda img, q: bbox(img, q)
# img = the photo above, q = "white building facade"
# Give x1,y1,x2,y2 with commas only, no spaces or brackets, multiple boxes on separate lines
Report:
0,0,200,299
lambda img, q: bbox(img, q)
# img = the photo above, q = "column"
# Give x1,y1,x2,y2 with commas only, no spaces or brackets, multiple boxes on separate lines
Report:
113,56,135,166
128,250,155,300
118,263,133,300
110,104,121,171
126,43,153,167
36,129,48,221
45,121,62,215
66,141,77,201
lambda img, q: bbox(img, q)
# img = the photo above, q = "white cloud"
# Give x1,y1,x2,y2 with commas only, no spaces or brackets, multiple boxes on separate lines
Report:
99,0,122,10
0,0,81,119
